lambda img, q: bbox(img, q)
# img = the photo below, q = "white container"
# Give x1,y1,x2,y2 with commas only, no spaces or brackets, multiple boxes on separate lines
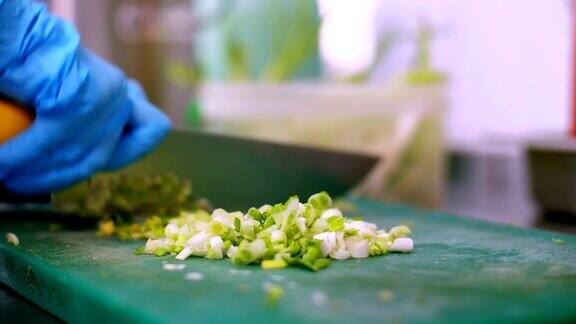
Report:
198,83,447,207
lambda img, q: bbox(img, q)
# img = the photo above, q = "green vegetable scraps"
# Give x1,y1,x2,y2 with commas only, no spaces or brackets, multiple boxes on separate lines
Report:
53,172,212,240
142,192,414,271
552,238,565,245
54,172,193,218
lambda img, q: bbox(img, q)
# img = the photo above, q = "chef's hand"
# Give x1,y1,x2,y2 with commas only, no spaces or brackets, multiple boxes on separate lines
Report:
0,0,171,194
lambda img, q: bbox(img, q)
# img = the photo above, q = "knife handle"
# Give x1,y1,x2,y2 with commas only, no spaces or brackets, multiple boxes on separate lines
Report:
0,99,34,144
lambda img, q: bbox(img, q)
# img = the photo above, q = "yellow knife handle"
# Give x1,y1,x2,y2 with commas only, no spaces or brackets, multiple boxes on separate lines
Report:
0,100,47,202
0,100,34,144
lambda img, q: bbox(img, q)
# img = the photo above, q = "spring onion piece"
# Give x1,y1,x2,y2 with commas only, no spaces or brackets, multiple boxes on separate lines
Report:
97,219,116,236
389,225,412,239
6,233,19,246
263,283,285,308
184,272,204,281
262,259,288,269
163,263,186,271
389,237,414,253
140,193,414,270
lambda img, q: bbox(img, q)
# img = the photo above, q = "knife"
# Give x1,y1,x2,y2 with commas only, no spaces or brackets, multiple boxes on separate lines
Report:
0,100,378,210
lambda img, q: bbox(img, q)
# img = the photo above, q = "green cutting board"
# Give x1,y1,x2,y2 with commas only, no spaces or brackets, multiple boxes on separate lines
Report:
1,199,575,323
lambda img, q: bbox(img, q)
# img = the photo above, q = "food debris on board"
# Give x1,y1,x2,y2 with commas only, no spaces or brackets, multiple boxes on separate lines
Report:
377,290,395,302
97,219,116,237
552,238,565,245
6,232,19,246
310,290,329,306
263,282,285,308
163,263,186,271
142,192,414,271
229,269,251,276
184,272,204,281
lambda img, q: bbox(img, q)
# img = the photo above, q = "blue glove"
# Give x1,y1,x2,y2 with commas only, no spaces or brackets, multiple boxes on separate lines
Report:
0,0,171,194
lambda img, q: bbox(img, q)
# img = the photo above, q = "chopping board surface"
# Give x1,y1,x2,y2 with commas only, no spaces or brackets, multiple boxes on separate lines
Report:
1,199,575,323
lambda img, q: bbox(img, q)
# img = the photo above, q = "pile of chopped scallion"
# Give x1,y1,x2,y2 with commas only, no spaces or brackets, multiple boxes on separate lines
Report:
140,192,413,271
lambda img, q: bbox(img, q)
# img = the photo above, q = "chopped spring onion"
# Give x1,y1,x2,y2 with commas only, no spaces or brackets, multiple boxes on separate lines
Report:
140,193,414,270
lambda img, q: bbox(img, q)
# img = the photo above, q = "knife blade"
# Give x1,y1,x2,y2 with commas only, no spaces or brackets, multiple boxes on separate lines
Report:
1,99,378,210
123,130,378,210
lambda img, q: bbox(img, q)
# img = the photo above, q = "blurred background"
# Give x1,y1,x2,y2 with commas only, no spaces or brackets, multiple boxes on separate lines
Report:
47,0,573,231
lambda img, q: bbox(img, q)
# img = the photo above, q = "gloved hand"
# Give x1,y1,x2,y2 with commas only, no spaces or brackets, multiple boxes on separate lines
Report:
0,0,171,194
